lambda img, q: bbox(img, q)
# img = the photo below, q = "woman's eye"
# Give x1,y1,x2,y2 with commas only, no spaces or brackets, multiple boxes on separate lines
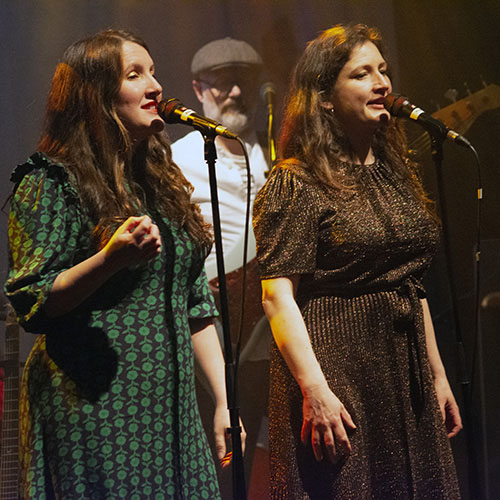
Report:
127,71,139,80
354,73,367,80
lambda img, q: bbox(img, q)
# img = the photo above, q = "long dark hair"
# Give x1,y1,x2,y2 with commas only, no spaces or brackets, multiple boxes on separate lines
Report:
278,24,432,211
38,29,211,251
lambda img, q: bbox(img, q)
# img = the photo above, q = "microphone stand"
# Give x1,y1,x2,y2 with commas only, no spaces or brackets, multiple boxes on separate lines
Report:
265,97,276,169
203,132,247,500
430,135,488,500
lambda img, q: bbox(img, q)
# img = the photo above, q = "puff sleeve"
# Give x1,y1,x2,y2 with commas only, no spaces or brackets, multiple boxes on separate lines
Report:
4,153,89,333
252,165,320,279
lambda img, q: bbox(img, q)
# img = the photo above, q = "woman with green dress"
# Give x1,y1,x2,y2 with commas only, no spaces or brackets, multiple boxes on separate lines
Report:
5,29,232,499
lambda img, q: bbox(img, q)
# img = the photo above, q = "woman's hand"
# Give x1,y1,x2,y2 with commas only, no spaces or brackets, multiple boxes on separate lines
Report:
301,383,356,463
190,320,245,469
261,277,356,463
213,404,247,469
434,376,462,438
102,215,162,270
421,299,462,439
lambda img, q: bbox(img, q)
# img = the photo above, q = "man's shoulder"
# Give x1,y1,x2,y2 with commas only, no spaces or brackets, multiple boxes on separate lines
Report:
171,131,208,181
171,131,204,155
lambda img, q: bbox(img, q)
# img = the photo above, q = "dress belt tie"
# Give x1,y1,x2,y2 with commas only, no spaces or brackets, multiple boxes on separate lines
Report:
395,277,426,418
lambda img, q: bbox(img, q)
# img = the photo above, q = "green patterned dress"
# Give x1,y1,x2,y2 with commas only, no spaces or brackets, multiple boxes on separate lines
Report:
4,153,222,500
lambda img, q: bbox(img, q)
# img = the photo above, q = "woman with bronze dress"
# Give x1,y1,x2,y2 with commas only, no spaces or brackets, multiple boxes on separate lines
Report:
253,24,462,499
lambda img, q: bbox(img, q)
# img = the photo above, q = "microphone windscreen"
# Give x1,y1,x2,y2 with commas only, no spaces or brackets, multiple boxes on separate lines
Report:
157,98,182,123
260,82,276,103
384,93,411,117
383,93,399,113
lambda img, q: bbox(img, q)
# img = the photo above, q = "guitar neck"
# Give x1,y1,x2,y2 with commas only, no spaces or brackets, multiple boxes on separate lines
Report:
0,305,20,499
408,83,500,158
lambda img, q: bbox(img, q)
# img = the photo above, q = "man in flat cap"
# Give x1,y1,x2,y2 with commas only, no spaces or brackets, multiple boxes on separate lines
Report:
172,38,270,497
172,37,268,274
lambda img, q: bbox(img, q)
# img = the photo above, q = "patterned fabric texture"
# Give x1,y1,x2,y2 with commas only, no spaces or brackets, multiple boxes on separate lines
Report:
253,161,461,499
5,153,221,500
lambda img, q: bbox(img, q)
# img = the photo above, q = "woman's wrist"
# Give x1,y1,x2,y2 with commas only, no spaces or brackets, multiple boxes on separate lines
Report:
432,372,450,390
300,377,329,397
215,400,228,408
100,246,125,274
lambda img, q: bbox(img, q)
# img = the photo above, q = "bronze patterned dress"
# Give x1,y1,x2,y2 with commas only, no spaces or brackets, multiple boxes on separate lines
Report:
253,161,460,499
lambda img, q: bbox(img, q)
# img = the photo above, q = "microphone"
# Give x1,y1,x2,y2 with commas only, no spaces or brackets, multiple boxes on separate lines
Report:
260,82,276,111
384,93,471,148
157,98,238,139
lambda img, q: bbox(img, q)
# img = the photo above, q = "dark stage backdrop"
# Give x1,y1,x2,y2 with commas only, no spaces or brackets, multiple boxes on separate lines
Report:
1,1,499,498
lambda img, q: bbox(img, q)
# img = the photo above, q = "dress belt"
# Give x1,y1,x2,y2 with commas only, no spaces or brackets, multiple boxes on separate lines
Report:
299,277,428,417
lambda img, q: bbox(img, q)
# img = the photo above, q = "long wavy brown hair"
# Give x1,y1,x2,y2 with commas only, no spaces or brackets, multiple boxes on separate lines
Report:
38,29,212,253
279,24,433,212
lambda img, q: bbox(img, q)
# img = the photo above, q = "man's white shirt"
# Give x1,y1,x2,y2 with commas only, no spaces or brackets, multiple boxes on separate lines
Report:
171,130,268,278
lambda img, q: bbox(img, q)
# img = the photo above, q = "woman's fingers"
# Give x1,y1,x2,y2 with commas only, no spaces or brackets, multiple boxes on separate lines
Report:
239,418,247,454
434,378,462,438
322,426,337,463
129,216,152,240
332,415,352,458
104,215,162,268
302,418,352,463
445,402,463,438
301,418,312,445
137,223,162,255
311,427,324,462
212,405,229,462
214,427,227,463
122,215,147,234
125,215,161,253
308,420,350,463
302,400,355,463
342,407,357,430
146,221,162,251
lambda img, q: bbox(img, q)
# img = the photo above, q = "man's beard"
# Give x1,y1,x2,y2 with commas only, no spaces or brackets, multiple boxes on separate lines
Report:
219,109,251,135
203,99,255,136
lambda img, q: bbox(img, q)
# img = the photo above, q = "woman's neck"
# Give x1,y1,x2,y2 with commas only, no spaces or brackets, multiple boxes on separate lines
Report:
339,145,375,166
341,128,376,165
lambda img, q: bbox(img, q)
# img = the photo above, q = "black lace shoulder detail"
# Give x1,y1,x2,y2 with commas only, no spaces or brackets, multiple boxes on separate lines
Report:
10,152,80,203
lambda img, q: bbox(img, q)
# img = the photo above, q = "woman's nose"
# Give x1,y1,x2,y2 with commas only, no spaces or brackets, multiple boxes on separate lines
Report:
148,76,162,96
374,72,390,92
